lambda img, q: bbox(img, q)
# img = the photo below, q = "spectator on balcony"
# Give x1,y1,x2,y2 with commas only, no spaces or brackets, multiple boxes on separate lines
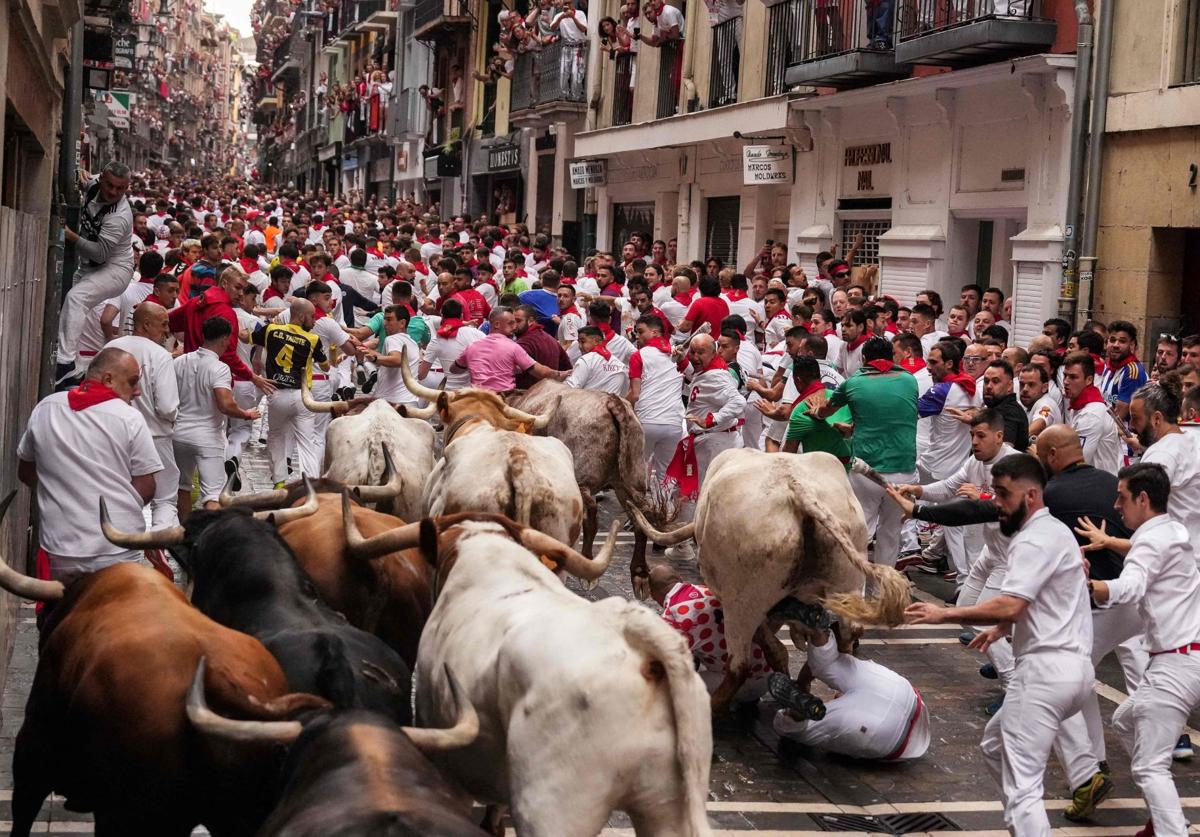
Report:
474,56,514,85
527,0,557,45
599,16,633,57
867,0,894,49
704,0,743,105
638,0,683,48
551,0,588,98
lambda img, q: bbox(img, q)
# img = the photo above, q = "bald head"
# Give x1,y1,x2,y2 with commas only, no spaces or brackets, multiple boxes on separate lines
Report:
648,564,682,606
85,347,141,403
290,298,316,328
132,301,169,343
1035,423,1084,474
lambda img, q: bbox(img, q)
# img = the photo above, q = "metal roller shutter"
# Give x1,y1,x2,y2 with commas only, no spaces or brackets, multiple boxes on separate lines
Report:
705,196,741,267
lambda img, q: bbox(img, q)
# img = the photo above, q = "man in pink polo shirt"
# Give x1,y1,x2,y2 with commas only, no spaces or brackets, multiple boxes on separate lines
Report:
452,307,568,393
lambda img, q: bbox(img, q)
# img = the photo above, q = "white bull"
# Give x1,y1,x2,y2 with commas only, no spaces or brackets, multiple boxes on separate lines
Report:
414,517,713,837
303,389,435,520
422,415,584,547
630,449,912,708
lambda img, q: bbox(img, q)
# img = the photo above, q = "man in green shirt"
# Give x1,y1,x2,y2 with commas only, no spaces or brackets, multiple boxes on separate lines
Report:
501,257,530,295
784,356,854,463
810,336,918,567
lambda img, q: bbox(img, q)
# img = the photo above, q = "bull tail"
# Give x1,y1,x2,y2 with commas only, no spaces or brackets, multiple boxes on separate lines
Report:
792,492,912,627
506,447,534,527
604,395,648,504
621,609,713,837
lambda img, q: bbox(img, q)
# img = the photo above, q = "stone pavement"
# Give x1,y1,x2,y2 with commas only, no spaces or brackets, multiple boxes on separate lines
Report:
2,432,1200,834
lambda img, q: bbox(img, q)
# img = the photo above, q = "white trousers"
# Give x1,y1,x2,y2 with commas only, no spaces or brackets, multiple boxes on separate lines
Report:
225,380,260,460
173,439,226,504
643,421,684,479
680,430,740,524
57,262,132,366
266,389,321,483
1113,652,1200,837
981,652,1097,837
1077,603,1149,764
310,377,333,468
151,436,179,528
956,553,1015,688
850,469,918,568
741,402,763,451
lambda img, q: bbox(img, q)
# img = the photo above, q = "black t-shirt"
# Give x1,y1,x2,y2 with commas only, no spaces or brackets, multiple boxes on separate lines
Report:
986,393,1030,451
1044,462,1130,581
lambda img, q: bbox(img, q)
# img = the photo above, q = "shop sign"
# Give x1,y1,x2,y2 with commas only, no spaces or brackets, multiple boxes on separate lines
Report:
841,141,893,197
569,159,606,189
342,151,358,171
95,91,132,128
318,143,338,162
487,143,521,173
742,146,792,185
113,30,137,71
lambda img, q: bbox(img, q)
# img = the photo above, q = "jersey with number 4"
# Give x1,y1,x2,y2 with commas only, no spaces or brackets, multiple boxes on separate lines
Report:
252,322,326,389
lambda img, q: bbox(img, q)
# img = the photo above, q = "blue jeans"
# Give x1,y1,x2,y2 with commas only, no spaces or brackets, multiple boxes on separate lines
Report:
867,0,894,47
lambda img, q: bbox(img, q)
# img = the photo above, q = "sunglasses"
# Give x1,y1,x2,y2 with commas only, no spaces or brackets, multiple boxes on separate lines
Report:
833,271,850,279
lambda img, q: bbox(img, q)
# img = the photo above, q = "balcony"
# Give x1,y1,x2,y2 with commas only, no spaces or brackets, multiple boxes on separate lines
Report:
388,87,425,140
707,17,741,108
611,52,635,126
325,0,397,40
655,38,683,119
509,41,589,127
784,0,911,90
413,0,471,41
894,0,1056,67
765,0,804,96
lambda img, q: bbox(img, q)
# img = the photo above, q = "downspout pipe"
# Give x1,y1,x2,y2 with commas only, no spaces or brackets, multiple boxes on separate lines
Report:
1077,0,1114,328
1059,0,1094,323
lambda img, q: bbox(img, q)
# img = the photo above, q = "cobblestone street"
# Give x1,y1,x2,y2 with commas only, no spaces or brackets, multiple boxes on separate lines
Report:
2,433,1200,835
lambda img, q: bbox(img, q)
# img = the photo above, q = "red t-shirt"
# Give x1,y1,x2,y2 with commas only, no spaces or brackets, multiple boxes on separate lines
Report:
684,295,730,337
451,288,492,324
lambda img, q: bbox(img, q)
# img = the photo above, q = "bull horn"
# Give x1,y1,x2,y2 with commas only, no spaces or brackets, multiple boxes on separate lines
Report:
399,347,450,402
219,471,289,510
0,492,63,602
342,489,422,559
187,658,302,745
626,503,696,547
500,395,558,431
349,444,404,503
518,519,618,582
401,666,479,754
100,496,186,549
255,476,320,524
397,402,437,420
301,380,349,414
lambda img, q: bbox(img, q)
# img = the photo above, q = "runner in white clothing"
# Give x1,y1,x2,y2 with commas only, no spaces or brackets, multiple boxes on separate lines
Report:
1063,352,1124,475
227,285,264,468
1020,364,1062,439
106,303,180,528
172,317,259,516
627,314,685,475
1128,376,1200,555
419,298,485,390
908,454,1097,837
565,327,630,396
1088,463,1200,837
367,306,422,406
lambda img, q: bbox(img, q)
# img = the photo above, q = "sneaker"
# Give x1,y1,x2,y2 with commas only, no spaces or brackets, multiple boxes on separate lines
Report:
767,673,827,721
665,541,695,560
979,662,998,680
273,481,286,490
1063,770,1114,821
1173,734,1193,760
915,555,948,575
362,371,378,394
894,550,924,571
984,695,1004,716
959,629,977,646
54,364,84,392
356,366,368,388
1134,819,1155,837
942,569,958,583
224,457,242,492
768,598,836,629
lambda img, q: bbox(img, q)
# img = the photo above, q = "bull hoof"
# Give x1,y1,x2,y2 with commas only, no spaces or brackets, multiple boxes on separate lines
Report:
767,598,835,630
632,573,651,601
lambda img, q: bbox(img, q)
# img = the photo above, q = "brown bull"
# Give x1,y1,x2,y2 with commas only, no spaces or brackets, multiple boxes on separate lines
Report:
2,499,328,836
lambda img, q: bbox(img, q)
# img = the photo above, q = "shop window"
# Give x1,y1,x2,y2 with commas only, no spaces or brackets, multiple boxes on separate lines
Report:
1178,0,1200,85
705,196,740,266
840,218,890,266
612,201,655,252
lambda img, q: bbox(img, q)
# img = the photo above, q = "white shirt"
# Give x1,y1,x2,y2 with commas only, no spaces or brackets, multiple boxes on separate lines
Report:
1001,507,1093,659
78,299,118,359
106,335,179,437
922,443,1018,562
1069,401,1123,475
629,344,684,425
286,264,313,293
659,296,689,328
340,265,380,307
277,308,351,355
244,229,266,249
1102,514,1200,654
919,330,948,355
425,326,485,390
605,332,635,364
654,3,684,38
17,393,161,563
373,332,422,405
1025,391,1062,432
234,308,261,369
575,275,601,297
173,347,232,450
920,378,974,481
115,282,156,335
553,8,587,41
764,314,791,348
1139,431,1200,557
566,350,629,395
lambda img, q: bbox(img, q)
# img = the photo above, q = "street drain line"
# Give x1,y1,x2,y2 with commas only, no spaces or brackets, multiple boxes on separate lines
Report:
808,812,959,833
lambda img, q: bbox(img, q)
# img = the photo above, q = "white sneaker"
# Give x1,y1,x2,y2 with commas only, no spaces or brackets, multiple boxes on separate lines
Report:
665,542,695,560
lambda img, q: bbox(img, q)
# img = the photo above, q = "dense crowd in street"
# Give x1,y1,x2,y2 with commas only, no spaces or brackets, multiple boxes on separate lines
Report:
7,160,1200,836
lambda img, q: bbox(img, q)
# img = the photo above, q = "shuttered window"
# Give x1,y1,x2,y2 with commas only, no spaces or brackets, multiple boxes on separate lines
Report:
612,202,656,253
705,196,741,267
1012,261,1045,349
878,256,927,307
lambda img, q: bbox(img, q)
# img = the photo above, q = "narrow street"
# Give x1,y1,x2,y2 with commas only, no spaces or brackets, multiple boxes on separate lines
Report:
2,432,1198,835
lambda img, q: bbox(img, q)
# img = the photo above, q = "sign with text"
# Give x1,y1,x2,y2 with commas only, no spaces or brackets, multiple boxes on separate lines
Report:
487,143,521,173
742,145,792,186
113,30,137,71
841,141,893,197
569,159,607,188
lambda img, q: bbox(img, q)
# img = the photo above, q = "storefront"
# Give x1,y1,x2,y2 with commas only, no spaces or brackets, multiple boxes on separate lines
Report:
468,134,524,225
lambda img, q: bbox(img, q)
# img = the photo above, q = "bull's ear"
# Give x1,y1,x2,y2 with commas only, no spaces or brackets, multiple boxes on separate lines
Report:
418,518,439,567
436,392,449,416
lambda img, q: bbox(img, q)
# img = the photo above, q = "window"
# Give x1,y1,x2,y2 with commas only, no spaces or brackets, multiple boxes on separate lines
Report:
705,196,741,266
1180,0,1200,85
840,218,890,266
612,202,655,252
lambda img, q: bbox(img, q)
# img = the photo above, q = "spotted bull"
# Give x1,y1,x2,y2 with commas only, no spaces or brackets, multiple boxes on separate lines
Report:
0,490,328,837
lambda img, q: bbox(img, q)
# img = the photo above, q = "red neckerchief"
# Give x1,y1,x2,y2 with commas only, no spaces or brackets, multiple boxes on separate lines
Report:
561,276,577,286
1090,353,1109,376
476,276,499,293
313,307,327,321
948,328,966,338
367,247,384,257
279,258,299,273
901,358,926,374
429,236,441,245
238,257,258,274
885,321,899,334
942,370,977,397
264,287,285,301
865,359,897,373
595,321,616,342
673,287,697,306
644,336,672,354
67,381,122,411
521,247,532,255
1070,384,1106,411
847,333,870,352
725,289,747,301
523,322,545,336
586,344,612,361
515,268,529,278
602,282,623,296
562,306,582,318
413,262,430,275
138,273,156,285
142,293,167,308
664,436,700,500
438,318,464,338
312,223,325,231
792,380,826,410
819,327,837,337
650,307,674,336
699,354,729,374
772,310,792,321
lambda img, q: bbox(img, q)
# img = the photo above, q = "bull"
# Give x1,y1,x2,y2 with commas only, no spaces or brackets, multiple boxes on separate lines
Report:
0,492,328,836
353,510,711,837
422,411,585,549
102,479,415,724
300,387,436,520
628,449,912,710
187,658,487,836
506,380,663,589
